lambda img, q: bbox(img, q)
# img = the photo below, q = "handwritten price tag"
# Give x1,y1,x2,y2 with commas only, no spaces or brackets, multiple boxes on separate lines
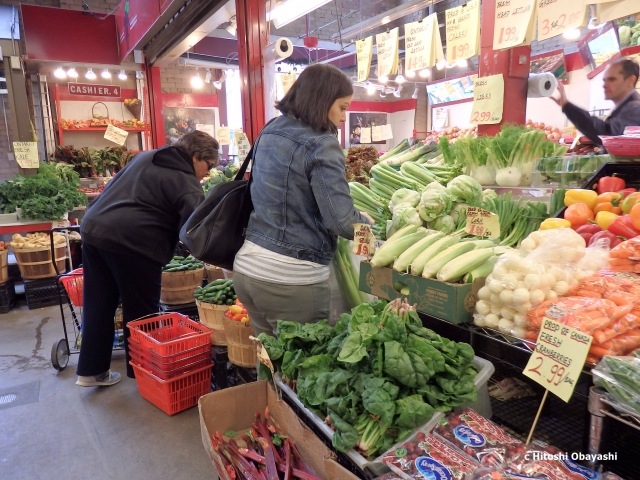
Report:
465,207,500,238
470,74,504,125
356,37,373,83
445,0,480,63
537,0,586,42
104,124,128,146
376,28,399,78
493,0,537,50
524,317,592,402
352,223,376,257
217,126,231,146
13,142,39,168
360,127,372,144
281,72,296,95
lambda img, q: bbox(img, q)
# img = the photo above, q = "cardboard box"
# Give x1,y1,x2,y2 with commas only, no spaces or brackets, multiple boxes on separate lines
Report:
198,381,361,480
358,261,483,324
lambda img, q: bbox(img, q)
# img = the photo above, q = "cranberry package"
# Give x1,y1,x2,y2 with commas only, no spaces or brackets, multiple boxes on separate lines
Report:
503,446,599,480
434,409,524,467
381,432,480,479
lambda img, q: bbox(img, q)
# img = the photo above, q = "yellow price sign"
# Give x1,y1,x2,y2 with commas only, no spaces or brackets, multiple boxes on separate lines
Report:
216,126,231,146
13,142,39,169
352,223,376,257
537,0,587,41
376,28,399,78
464,207,500,238
445,0,480,63
356,37,373,83
281,72,296,95
404,14,441,73
470,74,504,125
524,317,592,402
493,0,537,50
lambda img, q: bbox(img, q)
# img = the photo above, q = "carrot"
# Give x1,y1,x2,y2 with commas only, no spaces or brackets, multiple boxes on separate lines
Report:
611,266,636,272
609,258,635,267
609,304,634,321
525,330,539,342
589,345,614,358
593,329,617,344
575,290,602,299
610,250,634,259
604,292,634,306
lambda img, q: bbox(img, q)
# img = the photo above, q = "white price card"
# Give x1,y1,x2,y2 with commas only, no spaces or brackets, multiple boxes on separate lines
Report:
360,127,372,144
465,207,500,238
433,108,448,128
13,142,39,168
281,72,296,95
196,124,215,137
352,223,376,257
104,124,129,146
470,74,505,125
381,124,393,141
372,125,383,142
537,0,587,41
234,131,252,164
216,126,231,146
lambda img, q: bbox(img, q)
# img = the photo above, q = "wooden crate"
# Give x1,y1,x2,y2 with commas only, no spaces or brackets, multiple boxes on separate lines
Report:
223,317,257,368
196,300,227,346
0,249,8,284
14,244,67,280
160,267,204,305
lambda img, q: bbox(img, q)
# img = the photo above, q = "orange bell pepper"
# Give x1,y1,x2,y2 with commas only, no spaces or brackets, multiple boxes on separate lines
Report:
564,189,598,210
630,203,640,230
564,203,594,228
594,192,623,215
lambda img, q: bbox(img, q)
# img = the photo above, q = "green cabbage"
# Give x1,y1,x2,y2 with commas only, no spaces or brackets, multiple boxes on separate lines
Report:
387,205,423,238
620,26,632,47
446,175,483,204
423,181,446,192
429,215,455,235
418,190,452,222
388,188,420,213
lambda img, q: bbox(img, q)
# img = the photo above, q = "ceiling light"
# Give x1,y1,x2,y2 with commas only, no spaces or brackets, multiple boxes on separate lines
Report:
396,74,406,84
367,85,376,95
85,68,96,80
412,85,419,99
191,72,204,88
406,70,416,78
54,67,67,79
118,70,127,80
101,69,111,79
436,59,447,70
456,58,468,67
381,16,391,25
419,68,431,78
393,85,403,98
563,28,581,40
213,72,227,89
67,68,78,78
270,0,332,29
379,75,388,83
204,69,212,84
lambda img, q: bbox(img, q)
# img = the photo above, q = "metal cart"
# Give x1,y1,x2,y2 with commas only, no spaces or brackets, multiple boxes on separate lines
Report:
49,226,124,370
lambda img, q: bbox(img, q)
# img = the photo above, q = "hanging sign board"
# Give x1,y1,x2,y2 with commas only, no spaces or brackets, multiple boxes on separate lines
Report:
281,72,296,95
493,0,537,50
405,14,440,73
470,74,505,125
524,317,592,402
216,126,231,146
195,124,215,137
381,124,393,140
376,28,399,78
104,124,129,146
13,142,39,169
352,223,376,257
445,0,481,63
360,127,372,144
464,207,500,238
597,0,640,24
68,83,122,98
537,0,587,41
356,37,374,83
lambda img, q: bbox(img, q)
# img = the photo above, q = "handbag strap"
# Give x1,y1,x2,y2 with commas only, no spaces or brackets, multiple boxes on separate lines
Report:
233,118,277,181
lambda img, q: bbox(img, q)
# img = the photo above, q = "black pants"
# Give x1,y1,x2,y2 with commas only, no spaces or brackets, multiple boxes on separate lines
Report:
76,243,162,378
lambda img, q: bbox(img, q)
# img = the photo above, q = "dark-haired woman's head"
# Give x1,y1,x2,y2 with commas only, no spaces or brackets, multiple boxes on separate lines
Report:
275,64,354,132
174,130,220,180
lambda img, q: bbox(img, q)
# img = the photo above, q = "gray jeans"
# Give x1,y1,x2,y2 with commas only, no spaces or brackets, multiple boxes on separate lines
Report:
232,271,330,338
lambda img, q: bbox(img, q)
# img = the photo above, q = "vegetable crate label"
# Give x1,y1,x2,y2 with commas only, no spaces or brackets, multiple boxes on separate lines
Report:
465,207,500,238
353,223,376,257
523,317,592,402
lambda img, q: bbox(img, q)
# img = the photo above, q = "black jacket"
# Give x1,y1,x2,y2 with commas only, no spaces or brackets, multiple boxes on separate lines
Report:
81,146,204,265
562,90,640,146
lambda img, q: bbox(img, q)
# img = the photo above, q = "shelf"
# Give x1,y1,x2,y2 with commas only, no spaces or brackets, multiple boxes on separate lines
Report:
62,127,146,132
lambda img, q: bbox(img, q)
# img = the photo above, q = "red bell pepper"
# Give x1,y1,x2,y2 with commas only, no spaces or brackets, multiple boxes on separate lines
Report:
579,232,594,245
589,230,624,248
597,176,625,194
608,214,640,240
618,188,637,197
575,224,602,235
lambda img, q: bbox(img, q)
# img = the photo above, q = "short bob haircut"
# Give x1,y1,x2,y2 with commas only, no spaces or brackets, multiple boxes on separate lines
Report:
275,64,354,132
610,57,640,84
174,130,220,164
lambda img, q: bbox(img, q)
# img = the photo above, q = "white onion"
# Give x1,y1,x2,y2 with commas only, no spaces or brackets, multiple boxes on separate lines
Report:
475,300,491,316
515,302,533,314
474,315,487,327
514,313,527,327
490,293,501,305
554,280,569,296
545,273,557,289
520,238,536,252
501,307,516,320
499,289,514,305
498,318,515,333
513,288,531,304
523,274,540,290
503,274,519,289
488,279,504,294
485,314,500,328
545,290,558,301
478,286,491,301
530,289,545,304
491,305,503,315
510,326,528,339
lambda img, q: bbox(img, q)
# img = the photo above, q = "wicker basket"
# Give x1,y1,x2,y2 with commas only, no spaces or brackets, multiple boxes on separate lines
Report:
160,267,204,305
0,249,8,284
196,300,227,345
14,244,67,280
92,102,110,125
223,317,257,368
124,99,142,120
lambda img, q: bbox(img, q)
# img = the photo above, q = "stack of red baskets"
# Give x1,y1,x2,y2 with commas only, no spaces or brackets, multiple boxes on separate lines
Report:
127,313,213,415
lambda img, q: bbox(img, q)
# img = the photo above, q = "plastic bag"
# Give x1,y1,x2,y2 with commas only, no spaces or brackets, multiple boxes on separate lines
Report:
593,355,640,415
501,446,599,480
575,238,611,280
590,329,640,360
602,473,626,480
433,409,523,468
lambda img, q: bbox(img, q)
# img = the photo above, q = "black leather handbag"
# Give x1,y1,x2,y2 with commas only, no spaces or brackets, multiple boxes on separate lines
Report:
179,146,256,270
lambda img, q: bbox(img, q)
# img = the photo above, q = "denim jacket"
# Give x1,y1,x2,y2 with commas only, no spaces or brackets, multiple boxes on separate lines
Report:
245,115,368,266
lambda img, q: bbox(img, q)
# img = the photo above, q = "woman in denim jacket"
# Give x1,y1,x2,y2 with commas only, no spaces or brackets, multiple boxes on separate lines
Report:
233,64,374,337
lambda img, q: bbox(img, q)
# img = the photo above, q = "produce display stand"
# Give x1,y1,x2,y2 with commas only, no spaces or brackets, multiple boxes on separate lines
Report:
0,221,55,235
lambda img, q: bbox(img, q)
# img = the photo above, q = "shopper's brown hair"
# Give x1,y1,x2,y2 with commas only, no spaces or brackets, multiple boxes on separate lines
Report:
174,130,220,164
610,57,640,84
276,64,354,132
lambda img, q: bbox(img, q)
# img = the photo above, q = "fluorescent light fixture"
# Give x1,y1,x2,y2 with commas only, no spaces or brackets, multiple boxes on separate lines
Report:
406,70,416,78
270,0,332,30
118,70,127,80
419,68,431,78
563,28,581,40
379,75,388,83
412,85,419,99
85,68,96,80
67,68,78,78
54,67,66,79
393,85,403,98
101,69,111,79
367,84,376,95
191,72,204,88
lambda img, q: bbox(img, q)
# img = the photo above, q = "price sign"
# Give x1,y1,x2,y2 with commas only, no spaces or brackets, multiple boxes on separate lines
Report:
281,72,296,95
596,0,640,24
470,74,504,125
356,37,373,82
352,223,376,257
104,124,128,146
13,142,39,168
235,131,251,164
465,207,500,238
195,124,215,137
381,124,393,140
537,0,587,41
371,125,383,142
433,108,448,128
216,126,231,145
493,0,537,50
376,28,399,78
360,127,372,144
445,0,480,63
524,317,592,402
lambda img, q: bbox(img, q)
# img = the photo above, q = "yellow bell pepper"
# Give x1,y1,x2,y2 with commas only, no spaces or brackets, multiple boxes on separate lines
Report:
564,189,598,210
228,305,243,315
539,218,572,230
595,211,619,230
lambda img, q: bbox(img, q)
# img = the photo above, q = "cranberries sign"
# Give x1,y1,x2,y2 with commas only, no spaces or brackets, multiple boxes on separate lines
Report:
68,83,122,98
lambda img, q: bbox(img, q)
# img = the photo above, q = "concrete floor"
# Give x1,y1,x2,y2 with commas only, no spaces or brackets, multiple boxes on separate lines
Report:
0,303,216,480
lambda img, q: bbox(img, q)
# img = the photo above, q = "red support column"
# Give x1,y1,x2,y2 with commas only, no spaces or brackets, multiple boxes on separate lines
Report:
147,65,166,149
478,0,531,136
236,0,268,143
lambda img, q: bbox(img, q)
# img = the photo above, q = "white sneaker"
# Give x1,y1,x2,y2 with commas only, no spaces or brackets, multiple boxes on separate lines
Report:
76,370,121,387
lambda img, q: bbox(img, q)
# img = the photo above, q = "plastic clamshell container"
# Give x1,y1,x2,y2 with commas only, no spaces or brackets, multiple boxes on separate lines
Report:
275,355,495,478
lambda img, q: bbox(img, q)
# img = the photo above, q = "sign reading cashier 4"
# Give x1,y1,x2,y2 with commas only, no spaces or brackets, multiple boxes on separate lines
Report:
68,83,122,98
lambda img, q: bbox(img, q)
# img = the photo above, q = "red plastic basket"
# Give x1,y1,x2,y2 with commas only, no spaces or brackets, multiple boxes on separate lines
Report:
59,268,84,306
130,361,213,415
127,313,212,357
601,136,640,156
128,339,210,364
129,354,211,380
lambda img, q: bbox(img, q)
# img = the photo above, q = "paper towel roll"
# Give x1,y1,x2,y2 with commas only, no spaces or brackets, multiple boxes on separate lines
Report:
263,37,294,63
527,72,558,98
